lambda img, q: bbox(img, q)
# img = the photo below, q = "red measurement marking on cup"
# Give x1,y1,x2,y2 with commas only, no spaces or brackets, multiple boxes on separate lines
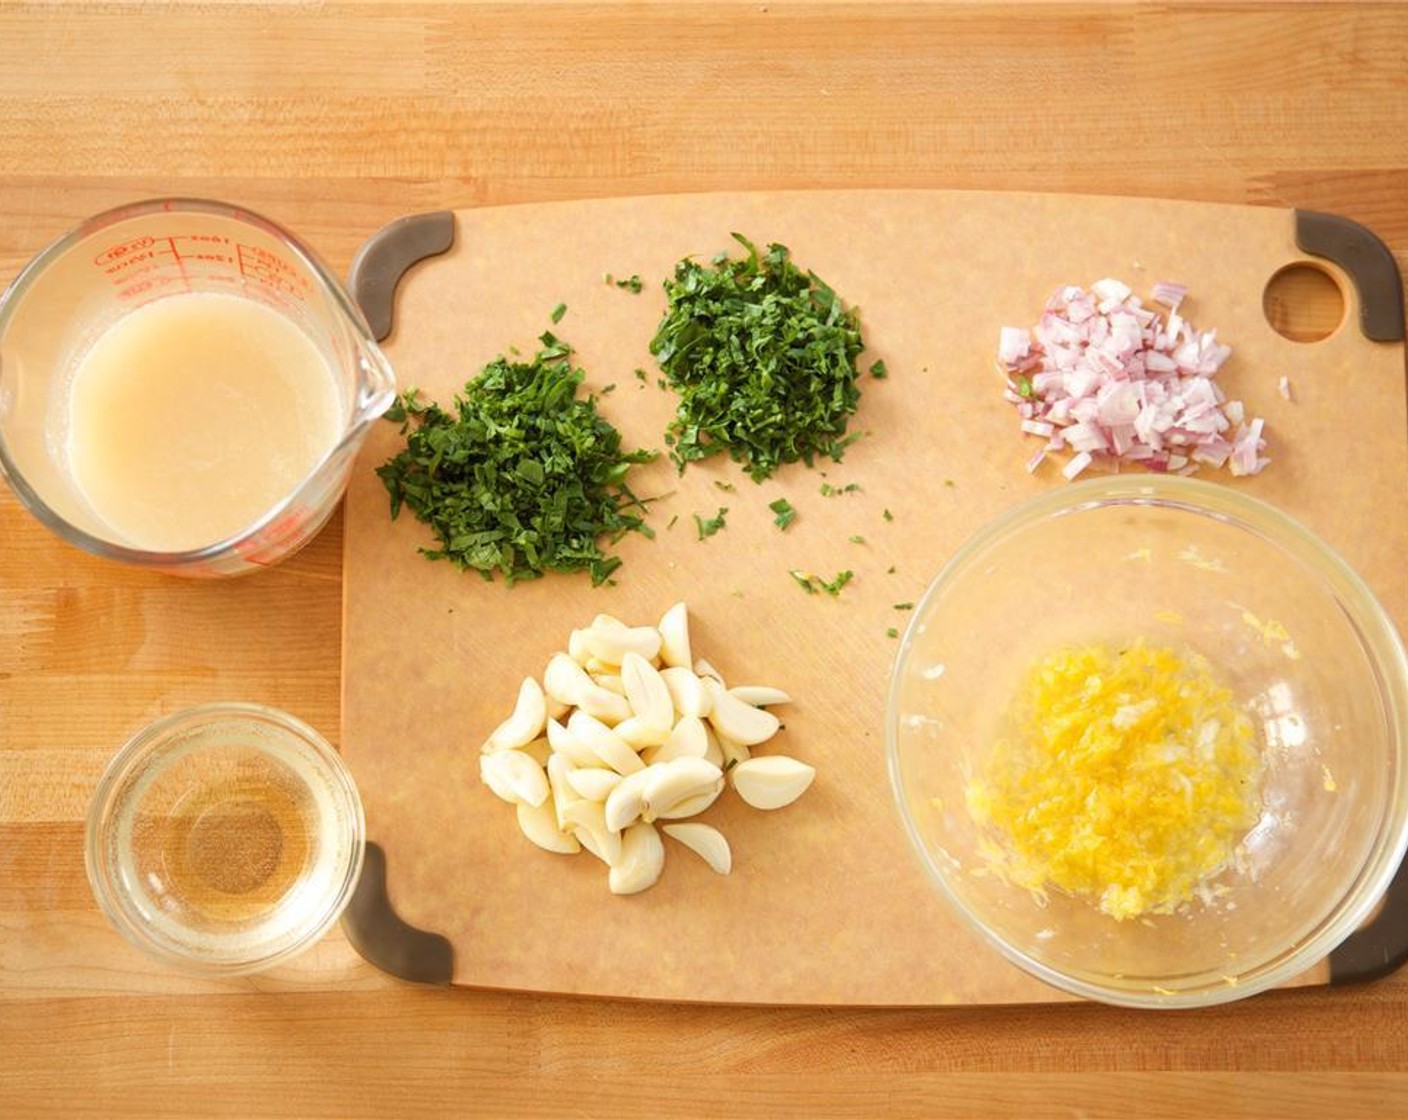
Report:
93,236,155,268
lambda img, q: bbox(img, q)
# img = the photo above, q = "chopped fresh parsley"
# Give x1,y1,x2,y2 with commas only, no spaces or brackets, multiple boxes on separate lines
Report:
870,359,888,379
883,508,894,522
788,568,854,597
550,302,567,324
769,498,797,530
667,514,679,531
650,233,866,481
820,482,861,497
694,507,729,540
886,627,899,639
893,602,914,611
713,480,736,493
634,367,648,382
377,333,654,587
848,534,865,544
608,274,643,293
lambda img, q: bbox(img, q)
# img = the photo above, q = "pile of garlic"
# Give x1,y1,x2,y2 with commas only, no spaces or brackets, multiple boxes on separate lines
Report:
479,602,815,895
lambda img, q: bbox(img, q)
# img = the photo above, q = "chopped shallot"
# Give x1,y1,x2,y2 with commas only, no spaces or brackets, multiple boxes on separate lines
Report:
998,280,1268,480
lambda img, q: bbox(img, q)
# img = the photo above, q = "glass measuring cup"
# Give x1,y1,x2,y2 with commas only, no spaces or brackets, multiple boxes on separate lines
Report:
0,198,396,576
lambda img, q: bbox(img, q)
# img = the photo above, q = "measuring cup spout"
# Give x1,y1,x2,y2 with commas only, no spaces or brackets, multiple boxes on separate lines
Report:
352,341,397,430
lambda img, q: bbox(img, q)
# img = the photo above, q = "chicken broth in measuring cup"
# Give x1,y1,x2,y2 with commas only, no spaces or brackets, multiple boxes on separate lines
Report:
0,199,395,575
65,291,342,553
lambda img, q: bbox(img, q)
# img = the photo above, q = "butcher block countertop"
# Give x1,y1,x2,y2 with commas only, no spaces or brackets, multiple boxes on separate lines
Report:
4,3,1408,1116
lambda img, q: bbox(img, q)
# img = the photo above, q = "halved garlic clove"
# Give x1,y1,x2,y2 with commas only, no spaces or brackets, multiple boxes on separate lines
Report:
517,799,581,854
609,821,665,895
704,679,781,746
544,652,594,707
613,715,672,750
659,666,712,719
480,749,550,807
662,822,731,874
562,799,622,866
566,767,622,802
620,651,675,732
728,685,792,708
567,710,645,775
581,621,662,666
643,756,724,821
604,767,653,832
646,715,708,764
546,752,580,830
576,685,633,726
657,601,692,670
484,676,547,752
730,756,815,810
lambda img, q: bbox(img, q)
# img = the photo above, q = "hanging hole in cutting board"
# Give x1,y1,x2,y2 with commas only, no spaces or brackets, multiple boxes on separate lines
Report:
1263,263,1347,343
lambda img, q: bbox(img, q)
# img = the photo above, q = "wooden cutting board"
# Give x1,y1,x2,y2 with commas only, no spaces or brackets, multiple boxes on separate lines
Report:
339,190,1408,1005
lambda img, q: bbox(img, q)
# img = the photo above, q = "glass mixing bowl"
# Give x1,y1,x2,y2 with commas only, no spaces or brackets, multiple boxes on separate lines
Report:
887,476,1408,1008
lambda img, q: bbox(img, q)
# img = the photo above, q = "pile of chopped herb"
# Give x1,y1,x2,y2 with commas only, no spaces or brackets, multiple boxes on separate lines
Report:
376,333,654,586
649,233,866,482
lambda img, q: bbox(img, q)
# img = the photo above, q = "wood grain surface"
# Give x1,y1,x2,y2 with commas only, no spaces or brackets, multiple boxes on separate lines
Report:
3,2,1408,1116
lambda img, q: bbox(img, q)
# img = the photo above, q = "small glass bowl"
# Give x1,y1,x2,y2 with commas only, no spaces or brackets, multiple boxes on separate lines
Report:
887,476,1408,1008
86,703,365,975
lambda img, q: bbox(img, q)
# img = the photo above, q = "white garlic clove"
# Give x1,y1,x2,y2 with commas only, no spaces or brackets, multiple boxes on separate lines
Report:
479,749,550,807
609,821,665,895
659,666,713,719
581,621,663,666
662,822,731,874
544,652,593,707
702,726,726,768
728,685,792,708
566,767,622,802
519,737,552,767
568,628,592,665
516,799,581,854
620,652,675,732
657,601,693,670
591,672,628,698
613,715,672,750
484,676,548,752
704,679,781,747
546,717,602,768
562,799,622,866
567,710,645,775
604,767,653,832
716,732,751,769
693,657,725,687
730,756,815,810
646,715,708,764
643,756,724,821
546,752,581,830
576,685,633,726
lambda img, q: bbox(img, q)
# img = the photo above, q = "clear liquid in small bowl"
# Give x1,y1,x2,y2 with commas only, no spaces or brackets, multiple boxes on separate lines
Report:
98,714,362,970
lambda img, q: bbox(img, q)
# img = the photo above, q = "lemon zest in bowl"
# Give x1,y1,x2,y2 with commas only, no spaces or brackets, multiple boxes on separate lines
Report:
965,641,1263,921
